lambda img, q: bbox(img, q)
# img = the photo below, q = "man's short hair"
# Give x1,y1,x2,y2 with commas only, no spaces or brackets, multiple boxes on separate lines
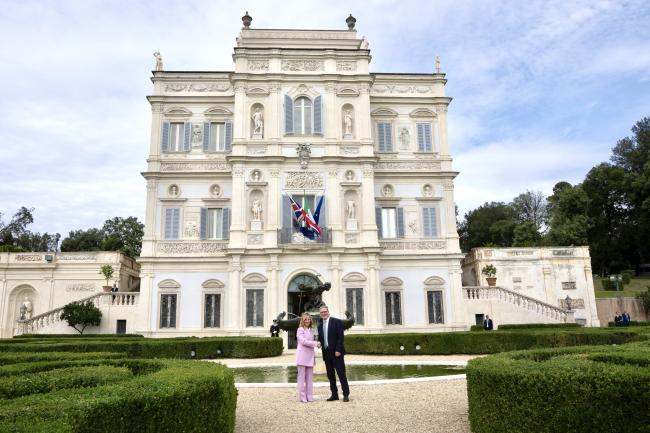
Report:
319,305,329,311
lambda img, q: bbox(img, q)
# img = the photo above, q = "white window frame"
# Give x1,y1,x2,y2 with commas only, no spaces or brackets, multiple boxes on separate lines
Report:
159,292,178,329
163,207,181,240
381,208,397,239
203,292,223,328
376,121,394,152
345,287,365,326
206,208,224,240
208,122,226,152
383,290,403,326
169,122,185,152
416,122,433,152
426,290,445,324
294,97,312,135
422,207,439,238
245,289,264,327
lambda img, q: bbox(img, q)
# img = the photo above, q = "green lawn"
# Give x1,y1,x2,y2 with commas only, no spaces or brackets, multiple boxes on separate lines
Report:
594,277,650,298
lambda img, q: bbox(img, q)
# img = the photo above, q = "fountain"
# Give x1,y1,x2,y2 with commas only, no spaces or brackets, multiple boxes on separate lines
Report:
275,281,355,332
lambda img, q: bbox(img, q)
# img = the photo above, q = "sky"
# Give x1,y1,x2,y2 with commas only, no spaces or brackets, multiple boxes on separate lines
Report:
1,0,649,239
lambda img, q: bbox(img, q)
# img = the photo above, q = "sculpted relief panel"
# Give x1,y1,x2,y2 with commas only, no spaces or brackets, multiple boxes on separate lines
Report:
281,60,324,72
284,172,324,189
161,162,231,172
164,82,232,93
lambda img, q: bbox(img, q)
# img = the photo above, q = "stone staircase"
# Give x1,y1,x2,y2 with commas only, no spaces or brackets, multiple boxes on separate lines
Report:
463,286,574,324
14,292,140,336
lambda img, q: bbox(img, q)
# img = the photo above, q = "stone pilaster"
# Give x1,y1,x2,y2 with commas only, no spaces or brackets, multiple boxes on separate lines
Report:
435,104,449,157
149,103,163,157
361,164,378,245
366,253,382,330
141,179,159,257
227,255,242,331
230,165,246,247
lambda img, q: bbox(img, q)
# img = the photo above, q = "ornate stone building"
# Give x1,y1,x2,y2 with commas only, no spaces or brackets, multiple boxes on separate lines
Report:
138,15,467,344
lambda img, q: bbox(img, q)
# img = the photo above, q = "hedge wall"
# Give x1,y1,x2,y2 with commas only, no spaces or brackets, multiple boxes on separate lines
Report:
496,323,582,330
0,336,283,359
466,341,650,433
345,329,645,355
607,320,650,327
0,354,237,433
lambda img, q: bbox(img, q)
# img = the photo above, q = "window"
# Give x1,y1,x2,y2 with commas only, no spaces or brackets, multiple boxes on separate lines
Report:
285,95,322,135
377,122,393,152
427,290,444,324
376,207,404,239
294,97,312,135
422,207,438,238
160,294,177,328
204,293,221,328
246,289,264,327
346,288,364,325
203,122,232,152
161,122,190,153
164,208,181,240
200,208,230,240
416,122,433,152
385,291,402,325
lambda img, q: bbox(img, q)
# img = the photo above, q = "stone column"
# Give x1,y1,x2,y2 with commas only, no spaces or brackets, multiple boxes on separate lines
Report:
358,85,372,141
583,263,600,326
230,165,246,247
448,267,466,328
442,179,461,252
328,254,341,313
327,168,343,246
141,179,158,257
435,104,450,157
361,165,378,245
366,253,382,330
139,269,154,335
268,83,281,141
542,266,553,303
325,81,337,143
267,254,280,324
233,83,247,141
149,103,163,157
227,255,242,332
267,169,280,246
0,276,7,338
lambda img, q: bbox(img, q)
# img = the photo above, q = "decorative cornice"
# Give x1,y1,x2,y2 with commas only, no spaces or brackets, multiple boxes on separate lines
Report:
375,161,441,171
379,240,446,250
164,82,232,93
160,162,231,172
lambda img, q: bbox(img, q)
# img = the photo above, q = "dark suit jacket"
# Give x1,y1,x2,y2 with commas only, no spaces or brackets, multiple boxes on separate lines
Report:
318,317,345,355
483,319,493,330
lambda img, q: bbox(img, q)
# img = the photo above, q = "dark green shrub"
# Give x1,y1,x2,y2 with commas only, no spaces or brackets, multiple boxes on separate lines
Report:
466,341,650,433
621,271,633,284
600,278,614,290
470,325,484,331
13,334,143,339
607,320,650,327
346,329,644,355
497,323,582,330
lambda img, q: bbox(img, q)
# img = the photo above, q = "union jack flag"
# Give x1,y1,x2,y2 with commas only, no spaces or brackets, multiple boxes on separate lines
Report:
288,194,324,240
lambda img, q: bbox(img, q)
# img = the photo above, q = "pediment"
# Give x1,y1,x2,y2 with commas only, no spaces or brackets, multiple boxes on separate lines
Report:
409,108,437,118
424,276,445,286
202,279,225,289
242,272,268,284
287,84,319,99
158,279,181,289
371,107,398,117
336,87,360,97
342,272,367,283
246,87,270,96
381,277,404,287
164,106,192,117
204,106,233,116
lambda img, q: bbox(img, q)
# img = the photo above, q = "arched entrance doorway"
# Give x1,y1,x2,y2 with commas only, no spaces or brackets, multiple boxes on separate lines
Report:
287,274,320,348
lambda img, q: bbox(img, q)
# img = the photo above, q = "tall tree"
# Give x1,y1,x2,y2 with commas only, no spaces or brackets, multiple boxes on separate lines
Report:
60,229,105,252
0,207,60,252
511,190,548,233
458,202,517,251
101,217,144,258
546,181,591,246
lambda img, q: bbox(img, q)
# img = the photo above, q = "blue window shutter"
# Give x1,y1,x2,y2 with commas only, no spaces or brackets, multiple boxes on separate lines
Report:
313,95,322,134
423,208,431,237
172,208,180,239
397,207,405,238
430,207,438,237
385,123,393,151
161,122,170,152
225,122,233,152
200,208,207,240
417,123,425,151
183,122,191,151
164,208,173,239
203,123,210,152
377,123,386,151
284,95,294,134
375,207,383,239
222,208,230,240
423,123,432,151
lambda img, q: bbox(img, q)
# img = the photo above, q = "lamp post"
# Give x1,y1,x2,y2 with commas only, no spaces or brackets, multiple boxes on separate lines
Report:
564,295,572,311
609,274,622,292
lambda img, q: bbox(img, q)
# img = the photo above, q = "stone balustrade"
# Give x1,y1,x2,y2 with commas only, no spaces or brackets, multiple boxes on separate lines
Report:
463,286,572,322
14,292,140,336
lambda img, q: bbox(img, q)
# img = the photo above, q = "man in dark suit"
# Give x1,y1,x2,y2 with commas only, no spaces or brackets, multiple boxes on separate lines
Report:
483,315,494,330
317,305,350,402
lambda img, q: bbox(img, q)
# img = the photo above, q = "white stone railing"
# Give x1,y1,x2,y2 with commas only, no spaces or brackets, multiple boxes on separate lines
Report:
14,292,140,336
463,286,574,323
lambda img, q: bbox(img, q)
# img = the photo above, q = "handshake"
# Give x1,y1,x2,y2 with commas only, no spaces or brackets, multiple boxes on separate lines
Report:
316,342,321,348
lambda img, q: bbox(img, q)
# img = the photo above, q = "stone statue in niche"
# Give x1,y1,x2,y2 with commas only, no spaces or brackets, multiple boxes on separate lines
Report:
382,185,393,197
153,52,163,71
346,200,356,219
211,184,221,197
400,128,410,150
343,109,353,137
345,170,355,181
251,198,263,220
423,185,433,197
169,185,179,197
192,124,202,147
252,107,264,136
19,297,33,320
251,170,261,182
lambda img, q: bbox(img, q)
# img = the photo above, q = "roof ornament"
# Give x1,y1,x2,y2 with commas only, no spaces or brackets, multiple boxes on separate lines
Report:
242,11,252,29
346,14,356,31
435,56,441,73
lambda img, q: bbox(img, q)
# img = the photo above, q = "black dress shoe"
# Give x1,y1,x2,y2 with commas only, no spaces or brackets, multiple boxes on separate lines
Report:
326,396,339,401
343,396,350,402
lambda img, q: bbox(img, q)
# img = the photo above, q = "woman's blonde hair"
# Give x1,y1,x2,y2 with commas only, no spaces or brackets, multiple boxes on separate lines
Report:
299,312,313,328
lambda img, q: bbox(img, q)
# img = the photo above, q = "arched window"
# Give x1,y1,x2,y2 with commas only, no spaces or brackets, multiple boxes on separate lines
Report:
294,97,312,134
288,274,320,292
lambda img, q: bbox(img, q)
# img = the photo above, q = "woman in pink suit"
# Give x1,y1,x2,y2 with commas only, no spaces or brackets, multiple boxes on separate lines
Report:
296,312,320,403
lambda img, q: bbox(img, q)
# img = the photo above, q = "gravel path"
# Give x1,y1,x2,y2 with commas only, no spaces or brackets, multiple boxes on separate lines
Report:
212,352,475,433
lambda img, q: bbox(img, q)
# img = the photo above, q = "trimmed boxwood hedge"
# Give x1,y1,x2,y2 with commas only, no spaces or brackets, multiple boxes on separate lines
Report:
0,336,283,359
496,323,582,330
607,320,650,327
345,329,645,355
466,340,650,433
0,355,237,433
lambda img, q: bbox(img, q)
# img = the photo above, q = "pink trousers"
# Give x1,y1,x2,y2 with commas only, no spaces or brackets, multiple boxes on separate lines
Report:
296,365,314,402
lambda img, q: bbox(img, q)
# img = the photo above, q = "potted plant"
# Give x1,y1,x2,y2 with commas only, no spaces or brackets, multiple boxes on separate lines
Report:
481,264,497,286
99,265,114,292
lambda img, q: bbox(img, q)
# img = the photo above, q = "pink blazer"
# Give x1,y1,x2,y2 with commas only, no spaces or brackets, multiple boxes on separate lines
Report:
295,327,318,367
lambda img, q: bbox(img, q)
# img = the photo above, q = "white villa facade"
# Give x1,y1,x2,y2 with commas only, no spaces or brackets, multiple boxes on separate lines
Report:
3,16,597,341
138,17,467,345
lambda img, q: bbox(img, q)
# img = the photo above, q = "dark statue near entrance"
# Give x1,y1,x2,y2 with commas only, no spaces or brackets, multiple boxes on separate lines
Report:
276,281,355,331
